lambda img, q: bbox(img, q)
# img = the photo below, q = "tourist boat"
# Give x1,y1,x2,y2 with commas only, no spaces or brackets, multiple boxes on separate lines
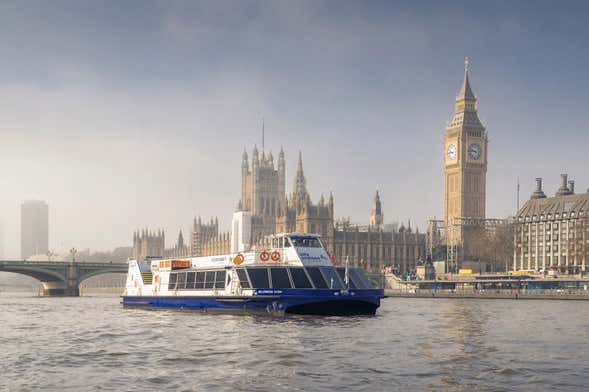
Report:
122,233,384,315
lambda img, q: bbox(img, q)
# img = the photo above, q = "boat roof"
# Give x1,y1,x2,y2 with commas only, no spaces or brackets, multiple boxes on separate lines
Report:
271,232,321,238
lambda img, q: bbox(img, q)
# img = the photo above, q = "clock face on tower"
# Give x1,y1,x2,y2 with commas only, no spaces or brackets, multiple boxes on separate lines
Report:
468,143,482,160
447,144,457,160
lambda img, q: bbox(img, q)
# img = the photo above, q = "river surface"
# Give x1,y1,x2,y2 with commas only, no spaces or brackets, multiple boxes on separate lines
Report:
1,295,588,392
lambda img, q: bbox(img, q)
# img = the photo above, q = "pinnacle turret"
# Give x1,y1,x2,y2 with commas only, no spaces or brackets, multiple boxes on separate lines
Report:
457,57,475,101
447,57,484,130
370,190,384,228
293,150,307,198
177,230,184,248
242,148,249,169
252,145,259,167
374,190,382,215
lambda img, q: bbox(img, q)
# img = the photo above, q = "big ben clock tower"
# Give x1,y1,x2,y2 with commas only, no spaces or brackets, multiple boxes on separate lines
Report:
444,58,488,254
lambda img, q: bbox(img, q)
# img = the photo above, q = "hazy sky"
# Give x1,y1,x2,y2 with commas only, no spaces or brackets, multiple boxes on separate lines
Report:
1,0,588,258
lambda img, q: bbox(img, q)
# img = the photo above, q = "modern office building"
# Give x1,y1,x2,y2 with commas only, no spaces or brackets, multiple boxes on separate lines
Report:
514,175,589,273
21,200,49,260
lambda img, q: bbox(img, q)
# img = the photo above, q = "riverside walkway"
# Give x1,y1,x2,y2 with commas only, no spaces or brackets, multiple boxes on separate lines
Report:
385,289,589,300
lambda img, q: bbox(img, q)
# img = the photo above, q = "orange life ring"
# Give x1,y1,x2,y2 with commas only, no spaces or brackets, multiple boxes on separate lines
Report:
270,250,281,262
330,255,337,266
259,250,270,262
233,253,245,265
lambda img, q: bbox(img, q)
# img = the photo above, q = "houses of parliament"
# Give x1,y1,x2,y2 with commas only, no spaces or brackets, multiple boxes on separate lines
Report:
133,60,494,274
133,144,426,274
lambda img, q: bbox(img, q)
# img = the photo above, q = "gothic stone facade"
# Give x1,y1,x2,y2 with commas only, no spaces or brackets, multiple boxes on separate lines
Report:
333,221,426,274
133,229,190,260
135,146,426,274
443,60,488,267
274,152,335,252
132,229,165,261
190,217,230,257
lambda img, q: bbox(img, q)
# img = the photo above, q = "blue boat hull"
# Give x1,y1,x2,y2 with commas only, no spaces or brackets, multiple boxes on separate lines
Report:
122,289,383,316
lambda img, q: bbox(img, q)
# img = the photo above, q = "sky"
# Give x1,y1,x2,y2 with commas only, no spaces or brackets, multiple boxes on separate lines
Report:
1,0,588,258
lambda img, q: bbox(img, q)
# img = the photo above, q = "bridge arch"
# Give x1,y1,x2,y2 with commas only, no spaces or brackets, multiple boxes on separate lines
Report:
0,267,65,283
78,269,128,285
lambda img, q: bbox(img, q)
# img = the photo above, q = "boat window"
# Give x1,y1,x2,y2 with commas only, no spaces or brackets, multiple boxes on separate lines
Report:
186,271,196,289
215,270,226,289
349,268,372,289
305,267,328,289
335,268,357,289
319,267,343,289
289,236,322,248
195,271,205,289
226,272,232,286
168,272,177,290
283,237,291,247
350,268,375,289
177,272,187,289
236,268,251,289
270,268,292,288
246,268,270,289
204,271,215,289
289,268,313,288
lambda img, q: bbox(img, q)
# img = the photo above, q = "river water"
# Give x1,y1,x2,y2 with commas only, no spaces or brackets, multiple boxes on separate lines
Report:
1,295,588,392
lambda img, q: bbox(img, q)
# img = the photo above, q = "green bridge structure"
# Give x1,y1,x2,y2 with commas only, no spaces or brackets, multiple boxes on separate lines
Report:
0,260,128,296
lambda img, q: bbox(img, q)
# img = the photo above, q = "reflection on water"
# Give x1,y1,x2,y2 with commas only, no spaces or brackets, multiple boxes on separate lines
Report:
2,295,589,391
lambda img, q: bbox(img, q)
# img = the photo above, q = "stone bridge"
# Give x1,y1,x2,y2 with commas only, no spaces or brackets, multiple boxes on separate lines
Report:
0,260,128,296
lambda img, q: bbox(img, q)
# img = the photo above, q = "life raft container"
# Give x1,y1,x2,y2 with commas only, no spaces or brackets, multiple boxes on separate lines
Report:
233,253,245,265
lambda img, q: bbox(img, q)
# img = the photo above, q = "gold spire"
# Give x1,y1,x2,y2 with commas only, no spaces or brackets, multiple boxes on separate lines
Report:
447,57,483,130
457,56,475,101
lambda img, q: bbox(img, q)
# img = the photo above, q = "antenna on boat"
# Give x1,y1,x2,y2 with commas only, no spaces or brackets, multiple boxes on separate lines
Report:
262,117,265,153
345,255,350,289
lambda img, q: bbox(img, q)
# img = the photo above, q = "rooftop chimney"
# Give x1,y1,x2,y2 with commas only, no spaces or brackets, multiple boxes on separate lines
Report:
531,177,547,199
568,180,575,195
556,173,570,196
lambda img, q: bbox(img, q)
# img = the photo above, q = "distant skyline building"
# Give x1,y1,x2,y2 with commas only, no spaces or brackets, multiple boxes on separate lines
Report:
21,200,49,260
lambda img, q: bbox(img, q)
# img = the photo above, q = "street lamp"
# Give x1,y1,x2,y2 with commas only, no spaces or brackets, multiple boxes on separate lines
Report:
69,248,77,262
